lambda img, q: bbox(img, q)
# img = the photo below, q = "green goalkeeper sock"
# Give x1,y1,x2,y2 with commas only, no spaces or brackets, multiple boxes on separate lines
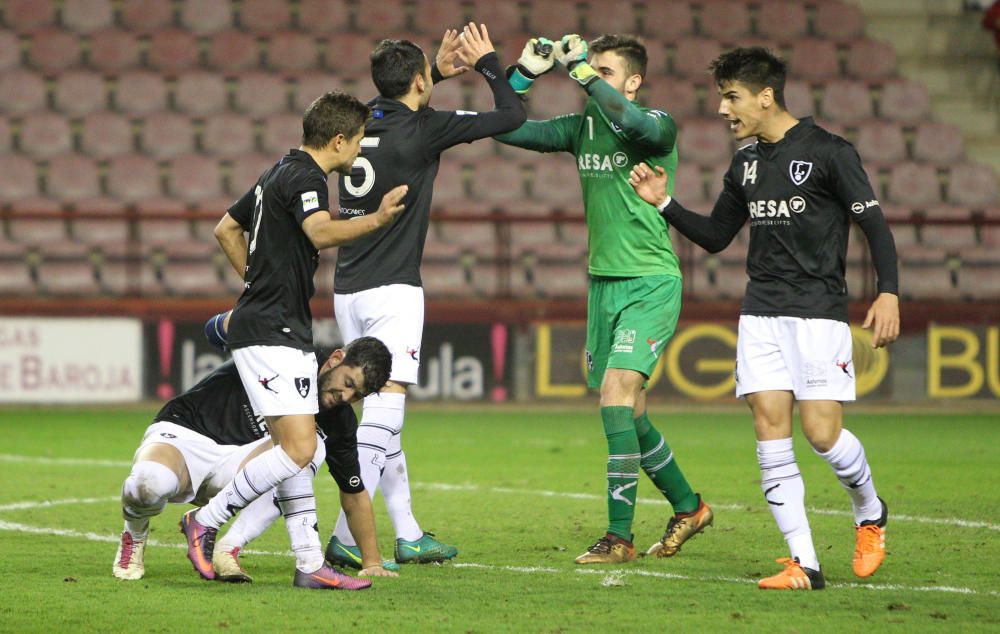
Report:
635,412,698,514
602,406,640,540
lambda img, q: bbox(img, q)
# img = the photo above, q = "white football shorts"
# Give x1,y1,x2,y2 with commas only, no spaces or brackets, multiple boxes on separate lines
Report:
232,345,319,417
136,421,271,505
735,315,856,402
334,283,424,385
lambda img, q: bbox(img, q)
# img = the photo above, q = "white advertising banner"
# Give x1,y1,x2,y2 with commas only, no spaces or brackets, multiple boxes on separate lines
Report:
0,317,143,403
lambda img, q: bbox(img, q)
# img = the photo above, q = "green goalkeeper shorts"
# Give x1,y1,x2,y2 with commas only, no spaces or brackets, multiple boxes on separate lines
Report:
585,274,682,389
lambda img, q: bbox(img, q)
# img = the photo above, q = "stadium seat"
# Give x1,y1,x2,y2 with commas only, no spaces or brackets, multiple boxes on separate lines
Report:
755,1,807,42
427,161,467,212
0,155,40,203
959,266,1000,299
787,39,840,82
845,39,897,81
411,0,466,34
62,0,114,33
643,77,698,120
135,196,192,244
912,121,964,166
100,260,165,295
673,163,707,204
582,0,638,34
201,113,255,159
147,31,201,71
107,154,162,203
114,72,169,115
814,0,866,40
47,154,101,203
234,73,289,115
4,0,56,31
227,153,274,195
266,32,320,72
919,216,978,250
678,118,733,166
420,261,477,298
672,37,724,77
8,203,68,242
640,2,694,38
820,79,874,123
0,70,46,115
87,29,141,71
162,261,227,296
519,78,587,120
206,31,260,72
240,0,293,31
179,0,233,34
887,162,941,207
167,155,225,204
533,262,589,299
355,0,411,33
899,261,959,300
879,79,931,123
38,260,100,296
175,72,229,115
524,0,581,36
79,112,133,158
139,113,195,159
698,0,751,40
53,71,107,115
27,30,81,71
783,79,815,117
508,222,558,257
0,32,19,72
322,33,377,76
854,120,906,166
291,73,347,112
0,261,36,295
530,158,582,207
469,0,524,36
472,158,526,205
19,113,73,160
947,163,998,207
296,0,351,33
260,113,301,155
120,0,173,31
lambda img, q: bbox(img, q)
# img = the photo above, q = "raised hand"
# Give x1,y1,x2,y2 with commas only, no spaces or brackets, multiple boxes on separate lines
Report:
629,162,670,207
376,184,408,225
555,34,588,70
435,28,469,79
455,22,495,68
518,37,556,77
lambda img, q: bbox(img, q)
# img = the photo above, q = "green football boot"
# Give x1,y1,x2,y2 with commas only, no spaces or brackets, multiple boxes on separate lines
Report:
325,536,400,572
394,532,458,564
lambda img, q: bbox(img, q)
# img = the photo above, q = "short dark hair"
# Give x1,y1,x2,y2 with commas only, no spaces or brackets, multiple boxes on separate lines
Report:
341,336,392,397
709,47,787,110
590,34,648,78
370,39,427,100
301,90,370,149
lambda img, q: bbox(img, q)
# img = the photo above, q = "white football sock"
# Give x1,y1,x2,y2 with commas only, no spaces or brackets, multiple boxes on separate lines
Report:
382,430,423,541
216,492,281,552
195,444,300,529
275,462,324,573
814,428,882,524
121,461,180,539
332,392,403,546
758,438,819,570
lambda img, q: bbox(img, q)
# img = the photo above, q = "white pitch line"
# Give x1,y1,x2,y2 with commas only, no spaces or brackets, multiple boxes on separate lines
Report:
0,454,131,468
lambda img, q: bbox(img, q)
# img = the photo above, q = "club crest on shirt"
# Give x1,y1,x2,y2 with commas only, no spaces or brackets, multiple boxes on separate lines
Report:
789,160,813,185
295,377,311,398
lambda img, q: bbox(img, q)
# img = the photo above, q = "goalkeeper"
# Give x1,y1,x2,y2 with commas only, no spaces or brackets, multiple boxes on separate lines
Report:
497,34,713,564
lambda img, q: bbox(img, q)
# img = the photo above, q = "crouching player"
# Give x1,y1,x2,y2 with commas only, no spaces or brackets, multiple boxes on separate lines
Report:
113,337,396,587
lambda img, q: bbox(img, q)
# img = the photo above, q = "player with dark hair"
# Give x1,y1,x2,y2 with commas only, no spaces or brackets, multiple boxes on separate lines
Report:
179,90,409,590
495,33,712,565
324,23,526,567
630,46,899,590
114,339,396,583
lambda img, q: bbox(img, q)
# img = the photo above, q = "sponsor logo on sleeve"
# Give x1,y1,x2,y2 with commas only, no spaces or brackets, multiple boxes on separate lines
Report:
455,110,479,116
301,191,320,212
851,200,879,214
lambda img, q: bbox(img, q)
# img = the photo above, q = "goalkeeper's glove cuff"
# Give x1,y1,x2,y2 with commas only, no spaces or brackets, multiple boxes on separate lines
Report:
568,61,599,89
506,65,535,95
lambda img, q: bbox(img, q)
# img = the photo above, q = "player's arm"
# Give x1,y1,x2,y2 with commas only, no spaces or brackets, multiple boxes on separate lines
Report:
556,35,676,151
339,490,395,576
216,186,255,278
423,23,526,154
494,116,579,153
630,161,747,253
830,145,900,348
301,185,408,249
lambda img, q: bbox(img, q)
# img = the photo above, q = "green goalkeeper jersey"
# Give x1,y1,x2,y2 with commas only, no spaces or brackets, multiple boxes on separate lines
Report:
497,81,681,278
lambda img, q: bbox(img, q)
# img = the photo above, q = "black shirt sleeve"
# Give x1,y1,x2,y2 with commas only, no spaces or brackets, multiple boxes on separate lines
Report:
227,186,255,231
828,145,899,295
315,404,364,494
660,164,748,253
422,52,527,156
287,168,330,225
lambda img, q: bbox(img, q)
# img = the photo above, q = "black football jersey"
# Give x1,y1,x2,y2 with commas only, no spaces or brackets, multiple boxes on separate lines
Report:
226,149,329,351
664,117,898,322
334,53,524,294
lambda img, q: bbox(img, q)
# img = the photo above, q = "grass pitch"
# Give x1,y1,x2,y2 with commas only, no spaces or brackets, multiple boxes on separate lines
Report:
1,405,998,632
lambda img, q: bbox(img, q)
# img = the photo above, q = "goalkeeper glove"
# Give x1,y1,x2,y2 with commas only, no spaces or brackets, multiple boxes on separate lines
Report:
556,34,598,88
506,37,556,95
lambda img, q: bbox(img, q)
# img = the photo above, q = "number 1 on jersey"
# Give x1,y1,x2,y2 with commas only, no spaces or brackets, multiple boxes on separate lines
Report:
586,116,594,140
343,137,381,198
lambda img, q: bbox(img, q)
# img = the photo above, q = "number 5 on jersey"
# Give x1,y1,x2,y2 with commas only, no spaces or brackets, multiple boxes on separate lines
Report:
343,137,381,198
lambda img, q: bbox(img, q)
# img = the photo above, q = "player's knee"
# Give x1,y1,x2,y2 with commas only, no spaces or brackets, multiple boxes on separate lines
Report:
122,461,179,512
804,425,839,453
281,435,318,469
599,370,644,407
